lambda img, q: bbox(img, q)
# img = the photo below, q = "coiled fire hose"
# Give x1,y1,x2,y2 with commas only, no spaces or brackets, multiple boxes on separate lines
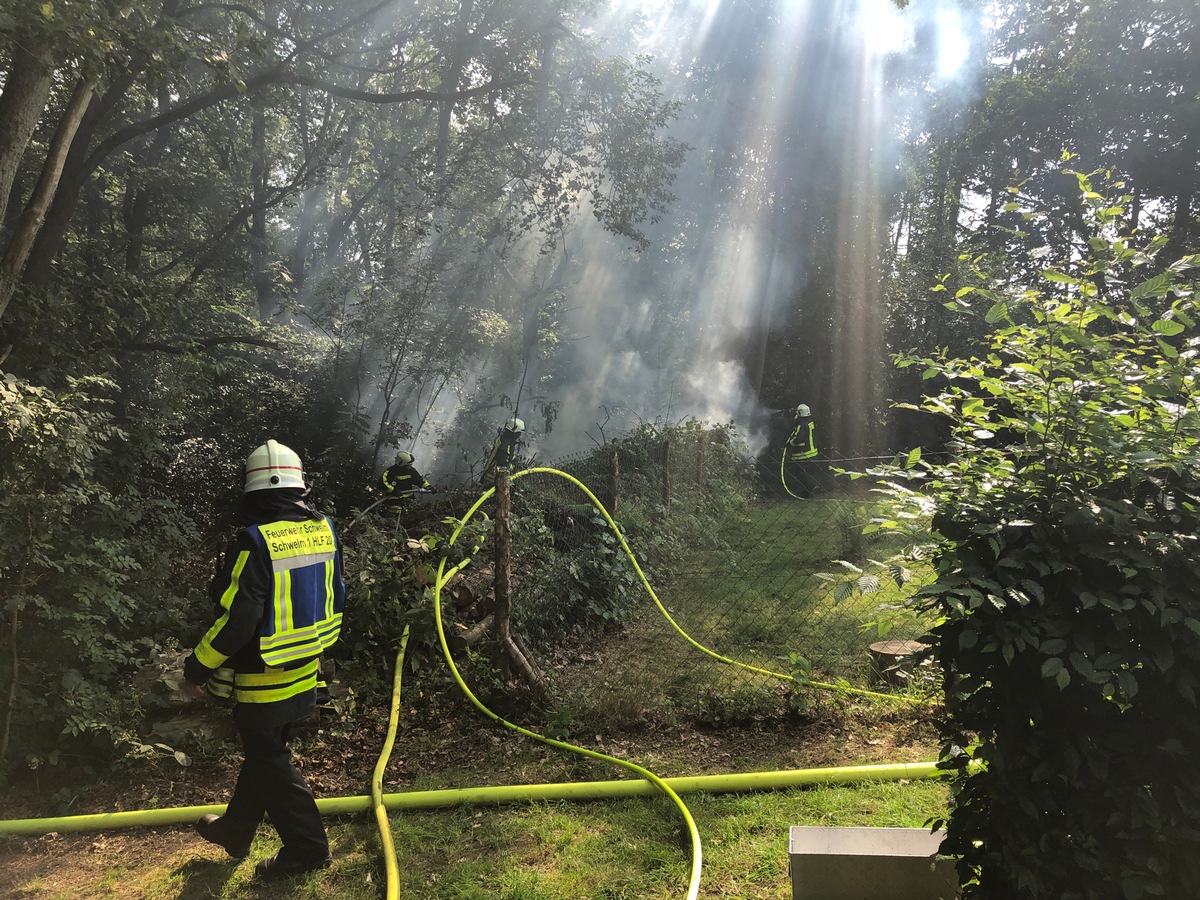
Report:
424,466,927,898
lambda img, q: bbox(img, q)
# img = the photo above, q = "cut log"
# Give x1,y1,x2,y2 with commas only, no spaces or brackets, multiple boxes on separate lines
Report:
868,639,930,686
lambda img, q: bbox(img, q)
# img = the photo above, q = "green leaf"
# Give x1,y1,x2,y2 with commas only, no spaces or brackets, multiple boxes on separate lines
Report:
1132,273,1172,300
1117,670,1139,698
857,575,882,594
1041,657,1063,680
1151,319,1184,336
1069,652,1095,680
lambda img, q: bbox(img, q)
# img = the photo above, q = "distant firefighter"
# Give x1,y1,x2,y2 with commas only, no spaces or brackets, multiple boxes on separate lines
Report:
380,450,429,505
788,404,818,460
482,416,525,481
780,404,821,499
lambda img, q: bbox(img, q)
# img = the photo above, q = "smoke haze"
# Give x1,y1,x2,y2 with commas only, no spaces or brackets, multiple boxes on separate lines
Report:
395,0,982,478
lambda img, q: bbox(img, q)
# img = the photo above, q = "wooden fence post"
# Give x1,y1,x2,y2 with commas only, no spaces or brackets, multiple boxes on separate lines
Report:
604,450,619,514
662,439,671,513
494,469,513,650
491,468,545,696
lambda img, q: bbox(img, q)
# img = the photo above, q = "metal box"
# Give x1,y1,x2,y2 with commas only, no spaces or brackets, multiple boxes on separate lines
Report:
789,826,960,900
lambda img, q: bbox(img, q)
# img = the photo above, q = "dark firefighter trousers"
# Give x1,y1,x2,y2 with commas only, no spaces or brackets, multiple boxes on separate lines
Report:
222,717,329,862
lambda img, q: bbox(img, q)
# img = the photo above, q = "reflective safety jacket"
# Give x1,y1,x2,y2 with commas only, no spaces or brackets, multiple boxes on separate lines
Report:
788,419,818,460
482,431,520,480
187,514,345,705
381,462,429,499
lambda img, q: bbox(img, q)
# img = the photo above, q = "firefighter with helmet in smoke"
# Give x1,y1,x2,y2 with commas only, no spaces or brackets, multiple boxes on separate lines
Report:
183,440,345,880
483,416,525,481
788,404,818,460
779,403,821,498
380,449,429,505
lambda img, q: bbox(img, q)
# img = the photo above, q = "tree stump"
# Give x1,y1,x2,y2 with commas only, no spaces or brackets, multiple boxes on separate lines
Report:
868,639,930,687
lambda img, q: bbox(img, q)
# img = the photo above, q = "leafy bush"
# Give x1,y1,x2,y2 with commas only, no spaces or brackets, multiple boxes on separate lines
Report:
337,508,490,698
881,168,1200,898
0,373,201,781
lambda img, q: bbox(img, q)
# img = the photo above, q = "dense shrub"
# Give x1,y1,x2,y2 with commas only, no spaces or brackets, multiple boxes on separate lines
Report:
0,374,201,782
881,169,1200,898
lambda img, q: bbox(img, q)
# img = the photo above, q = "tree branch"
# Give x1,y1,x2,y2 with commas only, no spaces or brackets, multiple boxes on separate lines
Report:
104,334,280,354
286,73,527,104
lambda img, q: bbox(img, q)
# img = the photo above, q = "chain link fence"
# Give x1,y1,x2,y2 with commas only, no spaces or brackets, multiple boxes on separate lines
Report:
464,432,940,732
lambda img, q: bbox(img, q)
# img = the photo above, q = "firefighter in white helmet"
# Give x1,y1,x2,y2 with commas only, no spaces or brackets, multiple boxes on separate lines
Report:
482,416,525,482
183,440,344,880
380,449,429,505
788,404,818,460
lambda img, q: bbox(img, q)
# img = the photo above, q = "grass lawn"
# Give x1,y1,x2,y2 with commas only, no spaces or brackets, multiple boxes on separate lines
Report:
1,778,945,899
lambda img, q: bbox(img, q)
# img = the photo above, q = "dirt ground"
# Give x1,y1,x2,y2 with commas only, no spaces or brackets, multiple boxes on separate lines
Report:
0,693,940,899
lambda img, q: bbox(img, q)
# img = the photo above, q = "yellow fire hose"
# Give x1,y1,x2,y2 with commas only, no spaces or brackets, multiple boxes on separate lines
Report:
372,624,411,900
0,760,950,837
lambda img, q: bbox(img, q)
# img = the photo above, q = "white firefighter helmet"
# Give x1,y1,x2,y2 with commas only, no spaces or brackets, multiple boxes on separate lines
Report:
504,416,525,434
795,404,811,418
244,440,305,492
395,450,415,465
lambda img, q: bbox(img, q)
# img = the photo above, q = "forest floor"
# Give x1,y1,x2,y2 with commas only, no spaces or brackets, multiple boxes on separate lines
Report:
0,687,941,899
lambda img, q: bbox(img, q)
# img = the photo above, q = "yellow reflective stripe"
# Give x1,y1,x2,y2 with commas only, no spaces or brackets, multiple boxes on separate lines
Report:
324,559,335,621
259,614,343,665
195,550,251,669
232,659,319,704
207,667,235,699
274,568,291,635
252,518,340,668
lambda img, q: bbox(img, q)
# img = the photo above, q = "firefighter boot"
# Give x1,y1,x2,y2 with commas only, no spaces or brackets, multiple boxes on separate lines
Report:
195,814,254,859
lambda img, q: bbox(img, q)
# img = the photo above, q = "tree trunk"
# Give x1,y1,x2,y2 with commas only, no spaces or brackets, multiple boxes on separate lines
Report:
251,101,273,319
494,469,513,649
0,0,136,321
0,75,98,324
0,607,19,763
0,41,55,233
122,84,172,276
429,0,476,257
23,67,141,287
